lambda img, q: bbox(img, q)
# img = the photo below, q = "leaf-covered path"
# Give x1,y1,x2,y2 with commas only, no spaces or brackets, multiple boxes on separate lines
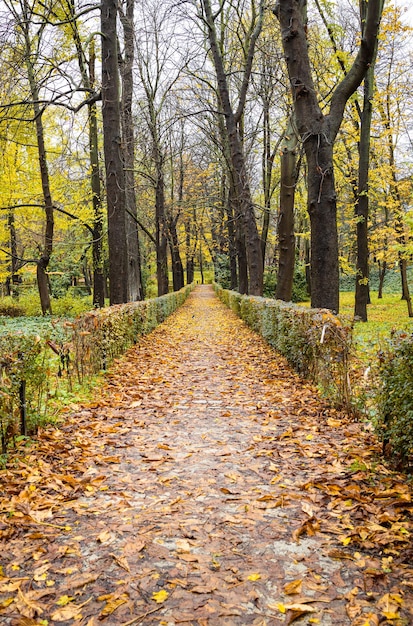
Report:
1,286,412,626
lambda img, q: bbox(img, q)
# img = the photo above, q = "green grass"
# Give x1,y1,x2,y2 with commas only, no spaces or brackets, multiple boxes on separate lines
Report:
340,291,413,364
298,291,413,364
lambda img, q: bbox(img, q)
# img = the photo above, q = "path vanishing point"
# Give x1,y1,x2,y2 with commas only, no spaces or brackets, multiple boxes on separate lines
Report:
1,286,412,625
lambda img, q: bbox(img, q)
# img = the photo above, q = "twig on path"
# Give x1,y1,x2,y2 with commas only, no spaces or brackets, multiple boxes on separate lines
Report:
120,605,163,625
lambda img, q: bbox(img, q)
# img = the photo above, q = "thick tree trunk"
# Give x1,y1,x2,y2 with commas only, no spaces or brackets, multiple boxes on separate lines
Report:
304,135,339,311
120,0,143,302
101,0,128,304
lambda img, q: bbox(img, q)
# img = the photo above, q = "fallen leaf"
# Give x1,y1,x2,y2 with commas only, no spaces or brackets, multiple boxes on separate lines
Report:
152,589,169,603
283,579,303,595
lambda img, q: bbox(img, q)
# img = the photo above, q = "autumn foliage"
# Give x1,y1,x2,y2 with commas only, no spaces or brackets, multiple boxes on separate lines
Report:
0,285,193,452
0,286,412,624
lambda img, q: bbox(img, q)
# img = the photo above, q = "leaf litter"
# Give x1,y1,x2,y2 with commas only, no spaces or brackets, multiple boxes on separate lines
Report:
1,286,412,625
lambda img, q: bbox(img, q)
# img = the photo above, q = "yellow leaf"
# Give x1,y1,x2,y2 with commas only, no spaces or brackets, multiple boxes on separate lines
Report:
247,573,261,581
100,593,128,616
152,589,169,603
57,595,74,606
341,536,352,546
0,598,14,609
283,579,302,595
277,603,286,613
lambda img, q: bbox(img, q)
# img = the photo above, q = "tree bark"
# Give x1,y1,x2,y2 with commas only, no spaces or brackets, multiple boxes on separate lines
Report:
276,116,297,301
354,0,382,321
101,0,128,304
119,0,143,302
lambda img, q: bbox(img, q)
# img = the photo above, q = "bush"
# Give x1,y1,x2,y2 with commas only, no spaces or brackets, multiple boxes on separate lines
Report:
214,254,232,289
263,265,310,302
0,299,26,317
0,291,93,317
0,334,45,452
214,283,353,410
71,284,194,380
375,332,413,466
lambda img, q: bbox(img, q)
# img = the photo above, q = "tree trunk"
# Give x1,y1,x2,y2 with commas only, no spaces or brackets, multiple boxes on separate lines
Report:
261,101,275,268
155,161,169,295
304,134,339,311
169,216,184,291
185,215,195,285
88,43,105,307
101,0,128,304
225,191,238,290
276,117,297,301
7,209,19,297
354,0,382,321
120,0,143,302
377,260,386,299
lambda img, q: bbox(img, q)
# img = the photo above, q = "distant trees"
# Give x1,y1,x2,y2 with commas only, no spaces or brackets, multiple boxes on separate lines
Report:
0,0,411,317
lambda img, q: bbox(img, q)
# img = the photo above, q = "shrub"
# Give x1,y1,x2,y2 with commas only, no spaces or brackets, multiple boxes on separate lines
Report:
0,334,44,452
71,284,194,380
0,299,26,317
263,265,310,302
214,254,232,289
375,332,413,466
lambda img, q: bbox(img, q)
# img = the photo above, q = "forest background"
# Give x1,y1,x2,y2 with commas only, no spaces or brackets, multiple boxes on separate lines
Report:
0,0,412,322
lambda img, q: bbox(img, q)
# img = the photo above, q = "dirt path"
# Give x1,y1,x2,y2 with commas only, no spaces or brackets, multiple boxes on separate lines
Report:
1,286,412,625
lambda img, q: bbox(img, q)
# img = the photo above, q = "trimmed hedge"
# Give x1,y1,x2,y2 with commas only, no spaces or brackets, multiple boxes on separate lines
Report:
71,285,193,379
0,285,193,452
375,332,413,465
214,284,354,410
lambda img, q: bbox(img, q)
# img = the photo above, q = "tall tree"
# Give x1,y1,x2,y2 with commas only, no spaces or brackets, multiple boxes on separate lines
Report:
101,0,128,303
119,0,143,302
275,0,384,311
198,0,264,295
11,0,56,314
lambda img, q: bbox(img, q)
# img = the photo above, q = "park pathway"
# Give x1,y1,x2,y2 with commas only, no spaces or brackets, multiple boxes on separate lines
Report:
1,286,412,625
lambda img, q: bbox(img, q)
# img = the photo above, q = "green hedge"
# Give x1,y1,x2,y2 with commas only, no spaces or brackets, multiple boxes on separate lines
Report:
0,285,193,453
375,332,413,465
214,284,353,410
71,285,193,379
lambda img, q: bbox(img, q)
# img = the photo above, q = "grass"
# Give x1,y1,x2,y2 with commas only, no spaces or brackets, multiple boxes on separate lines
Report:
340,291,413,364
297,290,413,364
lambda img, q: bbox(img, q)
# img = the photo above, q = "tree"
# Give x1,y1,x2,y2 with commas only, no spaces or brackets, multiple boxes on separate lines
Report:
5,0,57,314
101,0,128,304
198,0,264,295
119,0,143,302
275,0,384,311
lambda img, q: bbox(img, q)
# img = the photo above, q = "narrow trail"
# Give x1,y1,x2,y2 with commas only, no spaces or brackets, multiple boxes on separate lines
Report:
1,286,412,625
